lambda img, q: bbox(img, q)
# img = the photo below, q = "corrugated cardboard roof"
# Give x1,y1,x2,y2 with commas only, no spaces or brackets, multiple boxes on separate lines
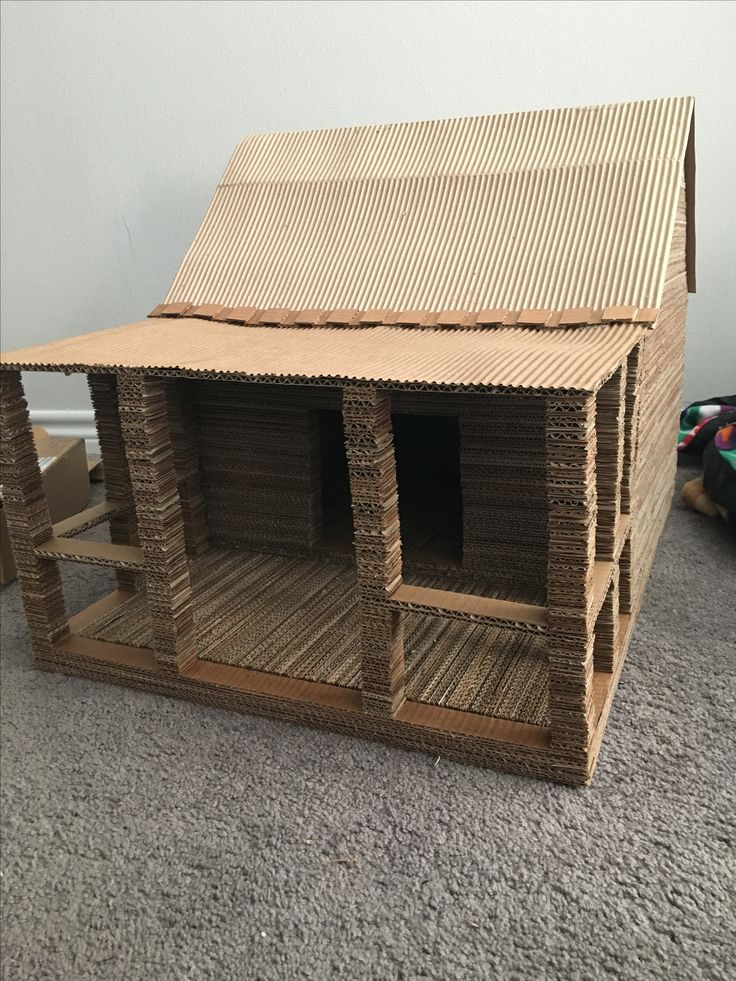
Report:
167,96,695,313
1,318,645,394
0,96,692,392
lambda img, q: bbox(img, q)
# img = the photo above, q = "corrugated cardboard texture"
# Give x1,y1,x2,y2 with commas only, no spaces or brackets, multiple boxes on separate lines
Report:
76,549,550,727
0,101,693,786
149,304,658,327
166,97,694,313
2,317,645,394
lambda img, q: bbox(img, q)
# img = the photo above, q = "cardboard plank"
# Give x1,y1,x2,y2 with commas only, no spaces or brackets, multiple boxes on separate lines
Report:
36,536,145,569
185,658,363,712
52,501,127,538
390,582,548,629
396,700,551,749
67,588,135,633
58,633,158,672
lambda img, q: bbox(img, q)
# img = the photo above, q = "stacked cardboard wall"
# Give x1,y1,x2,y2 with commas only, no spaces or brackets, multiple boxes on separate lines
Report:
192,380,323,551
182,382,550,592
460,396,547,590
625,185,688,616
164,380,208,557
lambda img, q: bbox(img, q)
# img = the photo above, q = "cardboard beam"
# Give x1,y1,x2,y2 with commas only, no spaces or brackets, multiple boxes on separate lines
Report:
36,536,145,569
545,394,598,760
164,379,209,556
343,385,405,716
389,583,547,631
52,501,128,538
88,374,140,588
0,371,69,659
117,374,197,674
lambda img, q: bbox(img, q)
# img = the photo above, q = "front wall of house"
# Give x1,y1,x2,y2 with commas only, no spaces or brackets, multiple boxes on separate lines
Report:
186,382,549,589
191,381,332,551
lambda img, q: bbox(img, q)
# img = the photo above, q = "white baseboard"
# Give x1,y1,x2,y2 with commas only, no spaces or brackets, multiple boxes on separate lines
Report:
30,410,100,454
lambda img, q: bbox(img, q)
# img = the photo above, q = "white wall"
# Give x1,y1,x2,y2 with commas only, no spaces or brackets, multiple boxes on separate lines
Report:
2,0,735,433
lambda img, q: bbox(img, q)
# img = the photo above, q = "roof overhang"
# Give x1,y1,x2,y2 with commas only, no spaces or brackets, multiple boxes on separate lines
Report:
1,317,645,396
685,108,696,293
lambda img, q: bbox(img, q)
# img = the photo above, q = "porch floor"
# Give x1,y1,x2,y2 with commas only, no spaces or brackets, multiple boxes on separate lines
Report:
79,548,549,726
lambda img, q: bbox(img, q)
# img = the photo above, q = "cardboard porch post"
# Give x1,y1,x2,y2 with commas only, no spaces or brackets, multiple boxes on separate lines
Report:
595,365,627,560
343,385,405,716
620,345,641,516
0,371,69,660
117,373,196,674
620,538,634,615
545,394,598,760
594,567,620,673
163,380,209,557
88,373,139,588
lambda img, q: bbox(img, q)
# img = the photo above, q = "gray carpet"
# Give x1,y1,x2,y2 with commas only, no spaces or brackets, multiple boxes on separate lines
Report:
1,464,734,981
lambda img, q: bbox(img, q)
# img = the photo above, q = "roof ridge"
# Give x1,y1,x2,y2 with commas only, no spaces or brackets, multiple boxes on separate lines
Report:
231,95,694,144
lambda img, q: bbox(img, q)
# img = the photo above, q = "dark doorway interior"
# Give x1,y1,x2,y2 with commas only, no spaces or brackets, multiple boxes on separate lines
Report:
392,413,463,567
318,409,462,567
318,410,354,551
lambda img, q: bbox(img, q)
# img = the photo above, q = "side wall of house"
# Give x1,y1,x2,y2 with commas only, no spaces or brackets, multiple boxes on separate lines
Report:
627,183,688,616
459,396,548,590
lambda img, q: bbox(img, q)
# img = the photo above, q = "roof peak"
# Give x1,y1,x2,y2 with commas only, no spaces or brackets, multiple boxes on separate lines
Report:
238,95,693,144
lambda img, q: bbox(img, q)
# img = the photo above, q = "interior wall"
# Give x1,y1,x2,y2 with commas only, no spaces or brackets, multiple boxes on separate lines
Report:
192,382,324,551
391,391,548,586
2,0,735,429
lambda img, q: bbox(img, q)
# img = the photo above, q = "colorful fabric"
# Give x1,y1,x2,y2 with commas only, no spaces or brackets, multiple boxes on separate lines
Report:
678,397,736,456
714,422,736,472
678,396,736,525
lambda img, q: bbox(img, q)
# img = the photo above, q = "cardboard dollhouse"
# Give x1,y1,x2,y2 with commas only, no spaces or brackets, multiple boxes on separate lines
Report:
0,96,695,784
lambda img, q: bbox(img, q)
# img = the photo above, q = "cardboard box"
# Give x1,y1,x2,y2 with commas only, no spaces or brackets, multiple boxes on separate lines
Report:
0,427,90,584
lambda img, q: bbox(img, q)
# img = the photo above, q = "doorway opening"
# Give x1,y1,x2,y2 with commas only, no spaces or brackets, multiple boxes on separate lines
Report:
317,409,462,567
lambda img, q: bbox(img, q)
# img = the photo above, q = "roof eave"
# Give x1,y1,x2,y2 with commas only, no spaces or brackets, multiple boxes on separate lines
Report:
684,105,696,293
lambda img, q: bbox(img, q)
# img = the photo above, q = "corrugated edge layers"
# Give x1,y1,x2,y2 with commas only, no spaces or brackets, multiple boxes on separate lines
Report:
149,303,659,329
0,317,646,395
